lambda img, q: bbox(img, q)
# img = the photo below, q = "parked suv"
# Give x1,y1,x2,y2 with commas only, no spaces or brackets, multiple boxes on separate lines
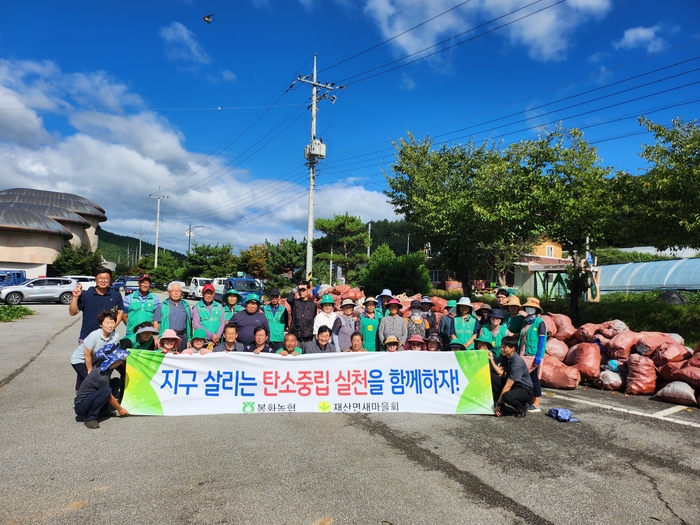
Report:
1,278,76,305
214,277,264,303
63,275,95,290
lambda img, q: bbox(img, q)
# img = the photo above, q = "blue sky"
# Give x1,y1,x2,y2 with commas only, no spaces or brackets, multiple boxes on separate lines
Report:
1,0,699,254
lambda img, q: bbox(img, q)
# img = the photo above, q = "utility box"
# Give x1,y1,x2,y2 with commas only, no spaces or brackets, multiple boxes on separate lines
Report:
304,139,326,160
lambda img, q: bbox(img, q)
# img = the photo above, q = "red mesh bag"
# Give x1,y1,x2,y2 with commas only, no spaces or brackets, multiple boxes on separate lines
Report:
659,360,687,381
652,342,692,368
546,338,569,362
550,313,576,341
431,297,447,314
540,315,557,337
574,323,603,343
607,331,642,360
671,363,700,389
636,332,676,357
540,355,580,389
332,285,351,294
596,370,623,391
625,354,657,395
688,351,700,368
597,320,629,339
342,289,364,301
564,342,601,380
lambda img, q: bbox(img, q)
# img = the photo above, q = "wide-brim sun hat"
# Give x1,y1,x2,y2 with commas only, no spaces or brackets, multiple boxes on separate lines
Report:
410,299,422,309
385,298,402,310
319,294,336,306
424,333,443,350
383,335,400,345
100,348,130,371
245,294,262,305
505,296,522,307
405,334,426,349
135,326,158,335
340,298,356,308
222,289,243,302
421,296,434,306
378,289,393,299
158,329,182,348
522,297,543,313
456,297,473,311
363,296,378,305
490,309,505,320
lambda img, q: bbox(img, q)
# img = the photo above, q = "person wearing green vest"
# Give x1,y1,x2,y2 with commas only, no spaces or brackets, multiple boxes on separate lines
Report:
479,308,510,361
123,323,158,350
122,274,160,345
503,296,524,335
191,283,225,344
449,297,480,350
517,297,546,414
438,299,457,350
277,333,302,356
355,296,382,352
263,288,288,351
222,289,244,322
153,281,191,352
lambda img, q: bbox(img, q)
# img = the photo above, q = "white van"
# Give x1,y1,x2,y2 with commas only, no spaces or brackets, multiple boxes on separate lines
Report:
188,277,212,300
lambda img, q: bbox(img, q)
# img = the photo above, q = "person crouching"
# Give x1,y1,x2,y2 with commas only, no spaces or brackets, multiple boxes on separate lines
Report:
73,347,130,429
490,336,534,418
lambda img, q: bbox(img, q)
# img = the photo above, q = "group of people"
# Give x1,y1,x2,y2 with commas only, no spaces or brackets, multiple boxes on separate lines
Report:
67,269,546,428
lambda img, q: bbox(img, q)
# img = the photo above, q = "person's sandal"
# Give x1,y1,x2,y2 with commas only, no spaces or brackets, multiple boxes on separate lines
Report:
84,420,100,429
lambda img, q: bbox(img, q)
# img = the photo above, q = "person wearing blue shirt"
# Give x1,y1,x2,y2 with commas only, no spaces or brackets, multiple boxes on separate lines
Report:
69,268,124,343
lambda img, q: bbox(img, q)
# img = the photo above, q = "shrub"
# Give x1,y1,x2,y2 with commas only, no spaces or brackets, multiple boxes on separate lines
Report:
0,306,34,322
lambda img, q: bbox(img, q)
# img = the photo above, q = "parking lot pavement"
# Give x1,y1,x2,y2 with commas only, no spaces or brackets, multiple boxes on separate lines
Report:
1,306,699,525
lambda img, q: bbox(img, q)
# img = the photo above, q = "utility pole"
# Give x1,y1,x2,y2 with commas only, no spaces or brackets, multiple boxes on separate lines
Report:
295,55,346,282
138,225,142,262
329,247,333,285
367,222,371,258
407,233,410,255
152,187,168,268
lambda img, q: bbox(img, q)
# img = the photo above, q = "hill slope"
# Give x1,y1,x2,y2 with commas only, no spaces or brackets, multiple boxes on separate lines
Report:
97,227,185,265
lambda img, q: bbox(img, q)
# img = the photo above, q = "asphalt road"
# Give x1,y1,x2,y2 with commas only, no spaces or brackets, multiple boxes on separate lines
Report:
1,302,699,525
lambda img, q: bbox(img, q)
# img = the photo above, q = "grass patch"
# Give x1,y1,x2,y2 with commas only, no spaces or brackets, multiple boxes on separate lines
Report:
0,305,35,322
546,292,700,348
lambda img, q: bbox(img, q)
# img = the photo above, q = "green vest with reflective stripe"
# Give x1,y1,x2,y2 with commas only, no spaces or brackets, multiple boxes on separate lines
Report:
519,317,544,356
159,299,192,342
480,325,508,358
263,304,286,342
195,301,223,335
126,293,157,340
453,315,477,349
224,304,244,322
359,310,383,352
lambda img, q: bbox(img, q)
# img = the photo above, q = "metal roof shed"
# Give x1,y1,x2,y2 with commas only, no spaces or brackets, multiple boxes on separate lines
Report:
598,258,700,293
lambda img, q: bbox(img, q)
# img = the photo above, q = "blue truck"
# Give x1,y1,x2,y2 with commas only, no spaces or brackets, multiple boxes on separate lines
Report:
0,270,27,288
213,276,264,303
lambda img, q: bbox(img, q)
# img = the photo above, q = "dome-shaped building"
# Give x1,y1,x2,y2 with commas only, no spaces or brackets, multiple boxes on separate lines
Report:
0,188,107,277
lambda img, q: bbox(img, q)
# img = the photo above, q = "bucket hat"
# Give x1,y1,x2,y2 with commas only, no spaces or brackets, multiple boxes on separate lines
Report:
405,334,426,350
522,297,543,314
319,294,336,306
340,298,356,308
158,329,182,348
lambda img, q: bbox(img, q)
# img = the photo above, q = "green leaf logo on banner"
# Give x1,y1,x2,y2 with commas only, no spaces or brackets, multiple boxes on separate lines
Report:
318,401,331,412
453,350,493,414
122,350,165,415
242,401,255,413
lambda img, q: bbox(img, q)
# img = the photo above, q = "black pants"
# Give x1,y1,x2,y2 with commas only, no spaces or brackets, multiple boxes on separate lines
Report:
530,368,542,398
491,372,534,413
72,363,88,391
74,378,120,421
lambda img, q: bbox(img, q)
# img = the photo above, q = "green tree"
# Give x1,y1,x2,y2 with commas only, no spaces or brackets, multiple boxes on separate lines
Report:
265,237,306,288
360,243,431,296
635,117,700,250
183,242,238,281
137,251,182,287
51,243,104,276
314,213,369,284
239,243,268,279
514,127,615,321
367,219,426,255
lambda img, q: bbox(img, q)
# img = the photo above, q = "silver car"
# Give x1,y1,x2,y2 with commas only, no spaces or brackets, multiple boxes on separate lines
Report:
1,277,76,305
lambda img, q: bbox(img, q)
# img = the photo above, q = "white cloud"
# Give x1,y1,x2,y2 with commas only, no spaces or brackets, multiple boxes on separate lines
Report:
364,0,612,63
222,70,237,82
587,51,610,64
399,73,416,90
159,22,212,64
614,26,667,53
0,58,396,254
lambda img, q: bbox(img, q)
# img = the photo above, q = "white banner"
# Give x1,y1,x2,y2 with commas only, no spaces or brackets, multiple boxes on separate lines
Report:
122,350,493,416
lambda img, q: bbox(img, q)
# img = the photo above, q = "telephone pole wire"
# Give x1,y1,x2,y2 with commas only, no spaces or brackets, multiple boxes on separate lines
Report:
294,55,346,282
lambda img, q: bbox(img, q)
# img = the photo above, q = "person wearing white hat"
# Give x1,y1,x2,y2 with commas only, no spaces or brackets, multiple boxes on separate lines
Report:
449,297,481,349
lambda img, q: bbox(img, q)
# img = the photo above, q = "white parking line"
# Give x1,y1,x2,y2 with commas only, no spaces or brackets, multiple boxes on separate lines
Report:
548,393,700,429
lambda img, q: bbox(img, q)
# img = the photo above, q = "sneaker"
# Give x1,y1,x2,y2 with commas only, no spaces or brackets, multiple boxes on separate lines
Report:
528,404,542,413
514,409,527,418
84,420,100,429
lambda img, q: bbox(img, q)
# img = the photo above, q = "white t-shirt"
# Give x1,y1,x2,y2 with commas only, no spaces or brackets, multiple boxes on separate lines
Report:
70,328,120,365
313,311,337,335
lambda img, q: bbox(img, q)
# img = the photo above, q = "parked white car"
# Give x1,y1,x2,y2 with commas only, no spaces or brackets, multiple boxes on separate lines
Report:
188,277,212,300
63,275,96,290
